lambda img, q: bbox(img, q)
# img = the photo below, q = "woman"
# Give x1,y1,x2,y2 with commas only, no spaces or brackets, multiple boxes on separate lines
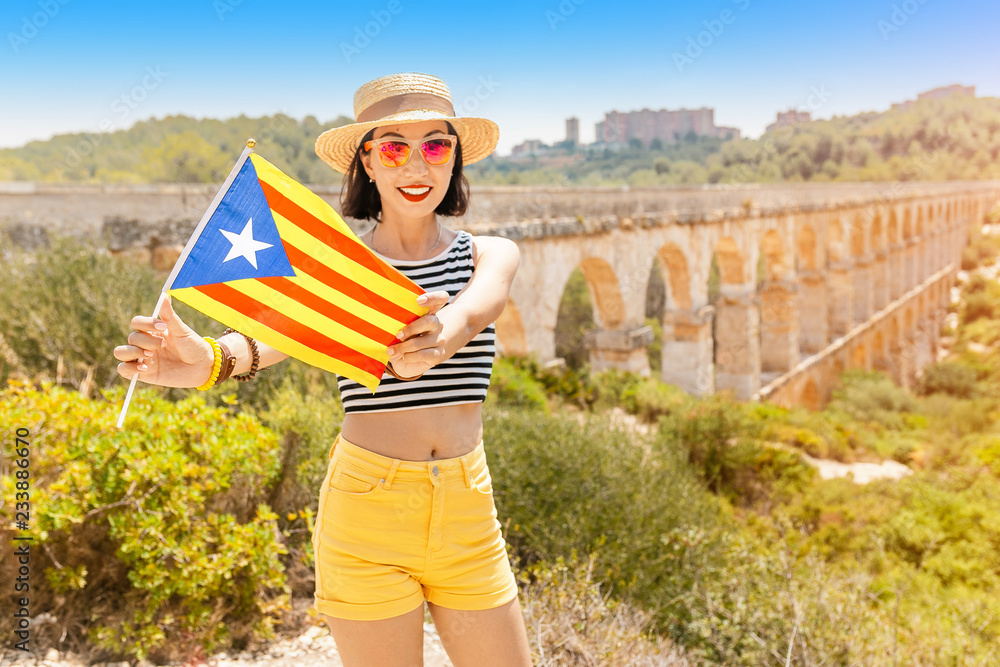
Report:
114,72,532,666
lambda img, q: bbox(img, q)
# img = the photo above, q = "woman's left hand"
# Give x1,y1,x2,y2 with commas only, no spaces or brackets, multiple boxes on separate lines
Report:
386,291,453,378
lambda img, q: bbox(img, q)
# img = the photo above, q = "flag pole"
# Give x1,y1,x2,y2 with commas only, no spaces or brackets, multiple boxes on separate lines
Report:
116,139,257,428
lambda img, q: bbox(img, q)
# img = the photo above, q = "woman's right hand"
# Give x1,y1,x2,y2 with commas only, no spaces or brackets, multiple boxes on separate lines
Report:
114,295,216,388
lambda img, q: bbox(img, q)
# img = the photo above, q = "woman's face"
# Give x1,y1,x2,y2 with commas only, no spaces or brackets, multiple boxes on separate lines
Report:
361,119,455,223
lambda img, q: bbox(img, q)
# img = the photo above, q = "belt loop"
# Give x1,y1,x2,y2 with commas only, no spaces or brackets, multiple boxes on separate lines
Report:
329,434,340,459
382,459,401,490
460,456,473,489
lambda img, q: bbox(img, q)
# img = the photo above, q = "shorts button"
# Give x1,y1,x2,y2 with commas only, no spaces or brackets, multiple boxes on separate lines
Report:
432,465,439,476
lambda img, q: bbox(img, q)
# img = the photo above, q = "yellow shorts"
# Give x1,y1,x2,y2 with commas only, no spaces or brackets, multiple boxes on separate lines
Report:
312,433,519,621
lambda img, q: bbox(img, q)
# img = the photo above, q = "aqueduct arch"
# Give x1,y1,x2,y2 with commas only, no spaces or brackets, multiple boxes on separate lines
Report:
578,257,626,330
494,298,527,357
500,183,998,409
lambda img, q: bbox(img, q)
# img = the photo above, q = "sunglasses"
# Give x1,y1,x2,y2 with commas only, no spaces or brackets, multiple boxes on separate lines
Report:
363,134,458,168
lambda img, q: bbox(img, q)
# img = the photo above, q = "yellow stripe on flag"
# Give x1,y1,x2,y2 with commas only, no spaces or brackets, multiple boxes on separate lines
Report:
225,279,388,361
251,154,357,237
169,286,383,390
272,211,426,315
285,269,405,336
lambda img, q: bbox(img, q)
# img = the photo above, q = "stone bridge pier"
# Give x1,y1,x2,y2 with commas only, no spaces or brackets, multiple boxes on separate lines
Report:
486,181,1000,408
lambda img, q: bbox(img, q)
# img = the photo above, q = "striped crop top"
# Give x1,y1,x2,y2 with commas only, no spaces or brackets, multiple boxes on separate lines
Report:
336,230,496,413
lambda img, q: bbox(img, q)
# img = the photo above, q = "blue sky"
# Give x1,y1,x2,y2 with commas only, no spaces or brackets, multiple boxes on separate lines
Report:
0,0,997,156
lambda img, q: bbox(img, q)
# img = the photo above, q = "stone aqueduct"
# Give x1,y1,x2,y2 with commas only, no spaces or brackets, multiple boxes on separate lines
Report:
2,180,999,408
481,182,1000,408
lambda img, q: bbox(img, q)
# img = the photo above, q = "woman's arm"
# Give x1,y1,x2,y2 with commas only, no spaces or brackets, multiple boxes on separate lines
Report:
116,295,290,388
443,234,520,347
386,234,519,375
219,334,290,376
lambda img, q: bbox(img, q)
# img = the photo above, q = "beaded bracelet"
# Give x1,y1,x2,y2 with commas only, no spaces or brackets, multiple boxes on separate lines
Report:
196,337,223,391
223,327,261,381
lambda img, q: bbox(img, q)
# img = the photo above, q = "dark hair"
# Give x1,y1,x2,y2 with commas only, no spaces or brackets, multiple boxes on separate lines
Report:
339,121,470,221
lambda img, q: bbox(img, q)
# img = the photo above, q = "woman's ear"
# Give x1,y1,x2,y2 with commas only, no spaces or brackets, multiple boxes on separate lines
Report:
360,153,374,181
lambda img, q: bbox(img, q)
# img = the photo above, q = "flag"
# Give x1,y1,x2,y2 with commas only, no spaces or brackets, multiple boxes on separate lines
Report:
166,152,427,392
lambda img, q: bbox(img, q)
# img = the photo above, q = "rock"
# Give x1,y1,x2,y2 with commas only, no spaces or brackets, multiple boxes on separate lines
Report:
802,453,913,484
2,221,50,251
151,243,184,271
109,246,152,266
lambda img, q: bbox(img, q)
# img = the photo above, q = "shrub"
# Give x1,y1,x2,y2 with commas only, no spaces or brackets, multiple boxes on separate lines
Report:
827,369,917,429
880,476,1000,590
657,396,758,496
974,435,1000,476
961,272,996,297
761,421,830,459
554,268,595,370
569,369,689,422
587,368,643,412
0,236,171,391
961,292,999,325
0,381,288,663
645,316,663,374
485,356,550,413
962,245,980,270
519,552,691,666
961,318,1000,346
960,231,1000,269
484,409,729,637
625,378,689,423
657,396,815,506
916,360,979,398
502,355,596,408
677,533,892,665
250,374,344,592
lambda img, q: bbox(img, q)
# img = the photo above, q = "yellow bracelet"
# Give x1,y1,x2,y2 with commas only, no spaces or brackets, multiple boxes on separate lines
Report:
196,337,223,391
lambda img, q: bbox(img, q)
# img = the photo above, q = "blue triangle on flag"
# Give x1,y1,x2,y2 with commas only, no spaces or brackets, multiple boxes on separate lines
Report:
172,158,296,290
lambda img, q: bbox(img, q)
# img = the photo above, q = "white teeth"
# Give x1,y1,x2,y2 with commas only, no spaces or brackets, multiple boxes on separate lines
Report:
399,186,430,195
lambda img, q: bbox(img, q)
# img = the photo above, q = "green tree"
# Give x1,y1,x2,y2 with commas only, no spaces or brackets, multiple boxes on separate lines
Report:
140,131,231,183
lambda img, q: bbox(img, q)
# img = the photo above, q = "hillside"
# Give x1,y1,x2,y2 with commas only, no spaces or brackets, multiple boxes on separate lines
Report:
1,95,998,187
0,113,355,186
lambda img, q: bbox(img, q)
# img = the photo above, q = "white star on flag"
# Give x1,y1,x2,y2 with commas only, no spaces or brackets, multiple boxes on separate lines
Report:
220,217,273,269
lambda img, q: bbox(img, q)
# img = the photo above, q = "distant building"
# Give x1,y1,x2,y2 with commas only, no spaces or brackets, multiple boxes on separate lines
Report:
892,84,976,111
766,109,812,133
565,117,579,146
510,139,548,157
918,84,976,101
594,107,740,147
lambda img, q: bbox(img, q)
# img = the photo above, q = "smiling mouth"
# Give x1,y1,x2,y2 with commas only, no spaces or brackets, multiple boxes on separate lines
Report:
398,186,431,202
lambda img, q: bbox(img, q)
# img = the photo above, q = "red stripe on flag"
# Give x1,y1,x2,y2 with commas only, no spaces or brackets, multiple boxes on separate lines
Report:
193,282,385,378
256,275,396,346
258,179,423,296
282,243,418,324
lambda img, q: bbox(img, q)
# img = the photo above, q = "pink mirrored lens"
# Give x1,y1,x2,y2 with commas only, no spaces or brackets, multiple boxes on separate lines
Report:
420,138,454,164
378,141,410,167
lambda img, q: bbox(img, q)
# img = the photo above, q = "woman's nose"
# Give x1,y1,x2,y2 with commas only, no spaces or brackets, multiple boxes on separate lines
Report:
401,149,431,174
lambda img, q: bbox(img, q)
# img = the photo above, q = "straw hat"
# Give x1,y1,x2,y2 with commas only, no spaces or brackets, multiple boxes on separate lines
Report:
314,72,499,174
